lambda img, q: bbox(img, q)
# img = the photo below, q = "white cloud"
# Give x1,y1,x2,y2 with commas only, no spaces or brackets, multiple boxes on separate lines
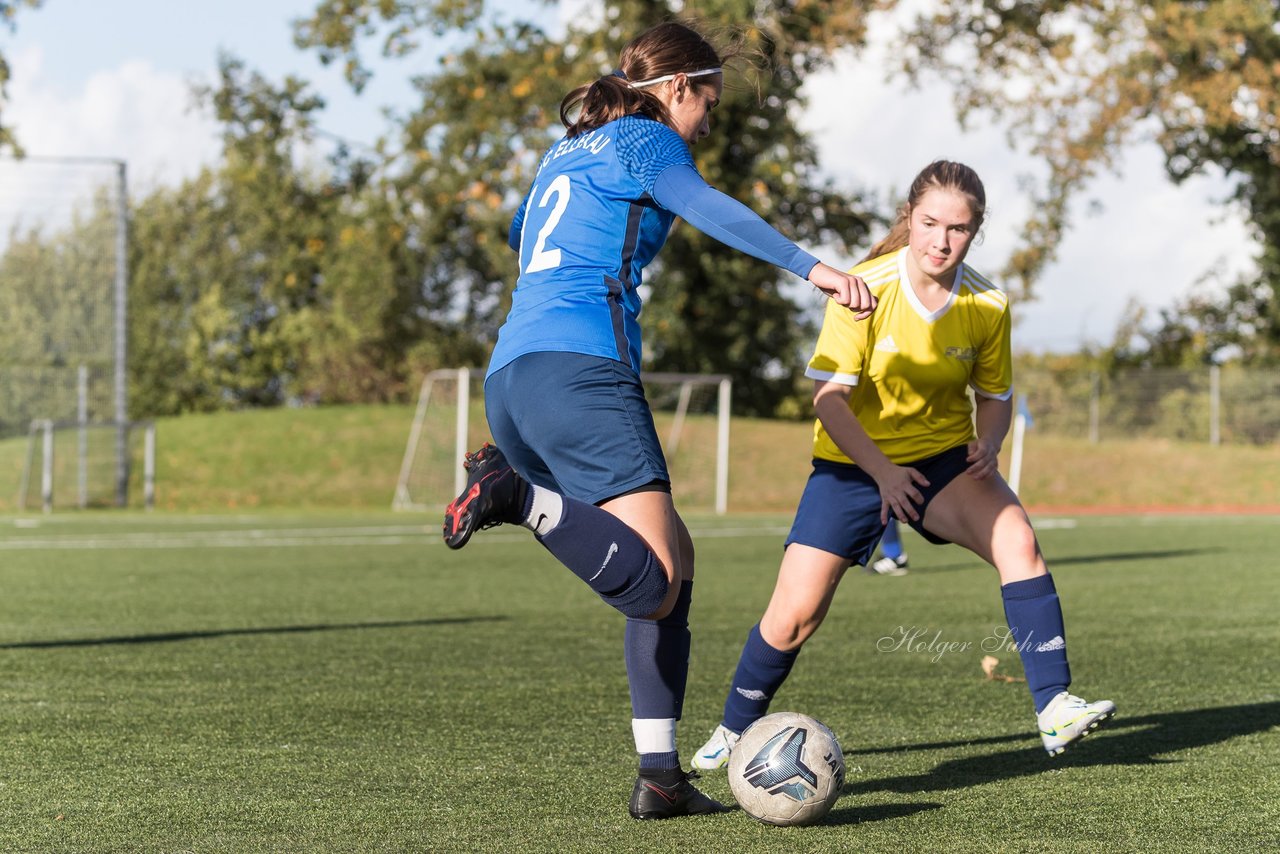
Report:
6,45,220,193
797,16,1257,353
2,2,1259,354
1014,151,1255,351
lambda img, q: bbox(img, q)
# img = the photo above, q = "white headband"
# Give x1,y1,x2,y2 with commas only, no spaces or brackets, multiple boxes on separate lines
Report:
628,67,722,89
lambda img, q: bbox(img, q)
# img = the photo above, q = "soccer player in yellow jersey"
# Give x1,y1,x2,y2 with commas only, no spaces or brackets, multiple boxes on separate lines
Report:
694,161,1115,767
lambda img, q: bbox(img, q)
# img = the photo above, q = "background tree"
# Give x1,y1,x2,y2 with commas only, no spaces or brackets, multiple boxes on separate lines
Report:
895,0,1280,364
129,56,433,414
0,0,42,154
0,190,116,434
293,0,882,415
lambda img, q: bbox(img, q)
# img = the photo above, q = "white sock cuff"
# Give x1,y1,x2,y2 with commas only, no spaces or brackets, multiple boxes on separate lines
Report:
631,718,677,755
522,485,564,536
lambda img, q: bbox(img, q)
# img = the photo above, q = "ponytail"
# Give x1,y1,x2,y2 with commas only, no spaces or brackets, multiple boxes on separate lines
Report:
558,21,723,138
860,208,910,264
560,74,670,138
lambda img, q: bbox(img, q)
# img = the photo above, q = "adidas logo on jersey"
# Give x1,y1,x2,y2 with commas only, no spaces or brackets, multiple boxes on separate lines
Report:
875,335,900,353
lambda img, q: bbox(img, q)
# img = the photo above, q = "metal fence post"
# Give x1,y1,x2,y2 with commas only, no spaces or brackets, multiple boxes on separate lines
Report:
1089,372,1101,444
41,420,54,514
114,159,130,507
1209,364,1221,446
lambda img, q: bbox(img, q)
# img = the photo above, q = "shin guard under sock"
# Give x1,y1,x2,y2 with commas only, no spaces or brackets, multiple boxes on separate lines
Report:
536,498,668,619
628,582,692,770
626,582,692,719
721,623,799,734
1002,573,1072,712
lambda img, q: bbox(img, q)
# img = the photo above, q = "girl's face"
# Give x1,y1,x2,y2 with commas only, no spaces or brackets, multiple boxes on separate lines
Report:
906,188,980,284
659,74,723,145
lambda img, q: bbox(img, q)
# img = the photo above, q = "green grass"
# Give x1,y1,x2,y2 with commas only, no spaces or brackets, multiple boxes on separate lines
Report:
4,404,1280,513
1,511,1277,852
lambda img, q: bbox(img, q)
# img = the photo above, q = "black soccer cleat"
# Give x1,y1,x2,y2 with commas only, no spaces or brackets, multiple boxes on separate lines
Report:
442,443,528,550
628,770,731,820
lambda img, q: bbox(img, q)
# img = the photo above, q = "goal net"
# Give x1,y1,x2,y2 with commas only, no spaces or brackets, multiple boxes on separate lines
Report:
393,369,731,514
18,419,156,512
0,156,131,505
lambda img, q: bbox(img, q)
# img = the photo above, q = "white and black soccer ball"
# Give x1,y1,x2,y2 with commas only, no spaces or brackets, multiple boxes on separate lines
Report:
727,711,845,827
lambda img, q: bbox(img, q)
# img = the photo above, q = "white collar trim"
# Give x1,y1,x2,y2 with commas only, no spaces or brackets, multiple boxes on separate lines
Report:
897,249,960,323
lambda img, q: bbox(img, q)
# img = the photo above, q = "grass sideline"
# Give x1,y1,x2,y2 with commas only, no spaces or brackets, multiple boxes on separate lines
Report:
1,511,1277,852
2,403,1279,513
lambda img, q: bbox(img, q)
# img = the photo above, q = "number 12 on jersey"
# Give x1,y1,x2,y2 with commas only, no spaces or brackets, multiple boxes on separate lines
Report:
522,174,572,274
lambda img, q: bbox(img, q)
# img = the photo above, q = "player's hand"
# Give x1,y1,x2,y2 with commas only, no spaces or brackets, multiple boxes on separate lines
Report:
874,464,930,524
965,438,1001,480
808,263,876,320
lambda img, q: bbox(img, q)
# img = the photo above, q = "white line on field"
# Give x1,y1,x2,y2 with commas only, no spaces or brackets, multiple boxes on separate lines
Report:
0,524,794,551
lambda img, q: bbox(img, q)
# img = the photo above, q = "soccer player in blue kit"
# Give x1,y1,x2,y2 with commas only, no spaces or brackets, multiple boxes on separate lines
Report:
868,517,909,576
440,21,876,820
692,160,1116,771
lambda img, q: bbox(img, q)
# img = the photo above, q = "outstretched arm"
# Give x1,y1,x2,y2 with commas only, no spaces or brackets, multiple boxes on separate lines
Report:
651,165,874,317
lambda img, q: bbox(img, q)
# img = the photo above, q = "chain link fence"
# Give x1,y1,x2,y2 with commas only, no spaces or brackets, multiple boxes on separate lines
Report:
1,156,130,507
1017,365,1280,446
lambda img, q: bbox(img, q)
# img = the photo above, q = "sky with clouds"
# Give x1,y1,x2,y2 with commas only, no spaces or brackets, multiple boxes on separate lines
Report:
0,0,1258,353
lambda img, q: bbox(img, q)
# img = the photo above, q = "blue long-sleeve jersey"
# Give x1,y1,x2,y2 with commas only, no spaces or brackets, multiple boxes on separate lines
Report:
489,115,818,377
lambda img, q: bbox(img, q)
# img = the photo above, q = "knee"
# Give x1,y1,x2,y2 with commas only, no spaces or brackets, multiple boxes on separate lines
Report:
760,611,823,652
680,540,695,581
600,551,670,619
993,519,1046,581
675,525,695,583
644,585,677,621
1006,520,1041,563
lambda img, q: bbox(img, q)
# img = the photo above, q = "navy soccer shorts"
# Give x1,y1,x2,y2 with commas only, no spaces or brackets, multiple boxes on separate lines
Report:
785,444,971,565
484,351,671,506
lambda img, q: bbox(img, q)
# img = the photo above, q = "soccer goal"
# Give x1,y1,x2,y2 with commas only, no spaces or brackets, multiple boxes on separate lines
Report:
18,419,156,512
392,369,732,514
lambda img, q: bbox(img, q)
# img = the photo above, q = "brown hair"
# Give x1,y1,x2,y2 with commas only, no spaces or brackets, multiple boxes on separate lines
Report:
861,160,987,263
559,21,723,138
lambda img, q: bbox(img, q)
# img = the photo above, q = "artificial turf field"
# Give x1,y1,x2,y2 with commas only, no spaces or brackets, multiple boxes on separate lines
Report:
1,511,1277,853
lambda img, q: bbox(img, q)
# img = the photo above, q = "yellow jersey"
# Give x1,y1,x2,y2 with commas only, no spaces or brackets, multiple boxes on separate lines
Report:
805,247,1012,465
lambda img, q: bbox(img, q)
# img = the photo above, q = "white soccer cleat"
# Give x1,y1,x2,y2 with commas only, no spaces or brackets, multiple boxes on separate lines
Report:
1037,691,1116,756
867,554,909,576
690,723,740,770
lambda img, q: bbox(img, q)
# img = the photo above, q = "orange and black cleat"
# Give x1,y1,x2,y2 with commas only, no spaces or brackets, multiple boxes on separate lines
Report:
442,443,528,549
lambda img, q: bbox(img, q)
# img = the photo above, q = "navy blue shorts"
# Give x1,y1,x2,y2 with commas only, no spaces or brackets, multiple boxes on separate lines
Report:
785,444,971,565
484,352,670,505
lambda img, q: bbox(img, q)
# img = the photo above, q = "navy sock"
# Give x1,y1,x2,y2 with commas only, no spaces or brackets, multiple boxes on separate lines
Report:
638,766,684,784
627,582,692,720
537,498,668,619
638,754,680,772
629,582,692,771
722,623,799,734
880,518,903,560
1002,573,1072,712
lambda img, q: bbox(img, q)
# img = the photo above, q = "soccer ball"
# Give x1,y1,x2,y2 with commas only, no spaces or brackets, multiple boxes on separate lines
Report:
727,711,845,827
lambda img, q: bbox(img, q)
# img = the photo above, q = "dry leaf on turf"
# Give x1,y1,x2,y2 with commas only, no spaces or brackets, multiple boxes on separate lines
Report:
981,655,1024,682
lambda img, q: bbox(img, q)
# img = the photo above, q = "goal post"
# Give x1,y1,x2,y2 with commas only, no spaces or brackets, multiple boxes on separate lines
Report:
1007,394,1032,497
0,156,130,505
392,368,475,512
392,369,732,514
642,372,732,515
18,419,156,513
